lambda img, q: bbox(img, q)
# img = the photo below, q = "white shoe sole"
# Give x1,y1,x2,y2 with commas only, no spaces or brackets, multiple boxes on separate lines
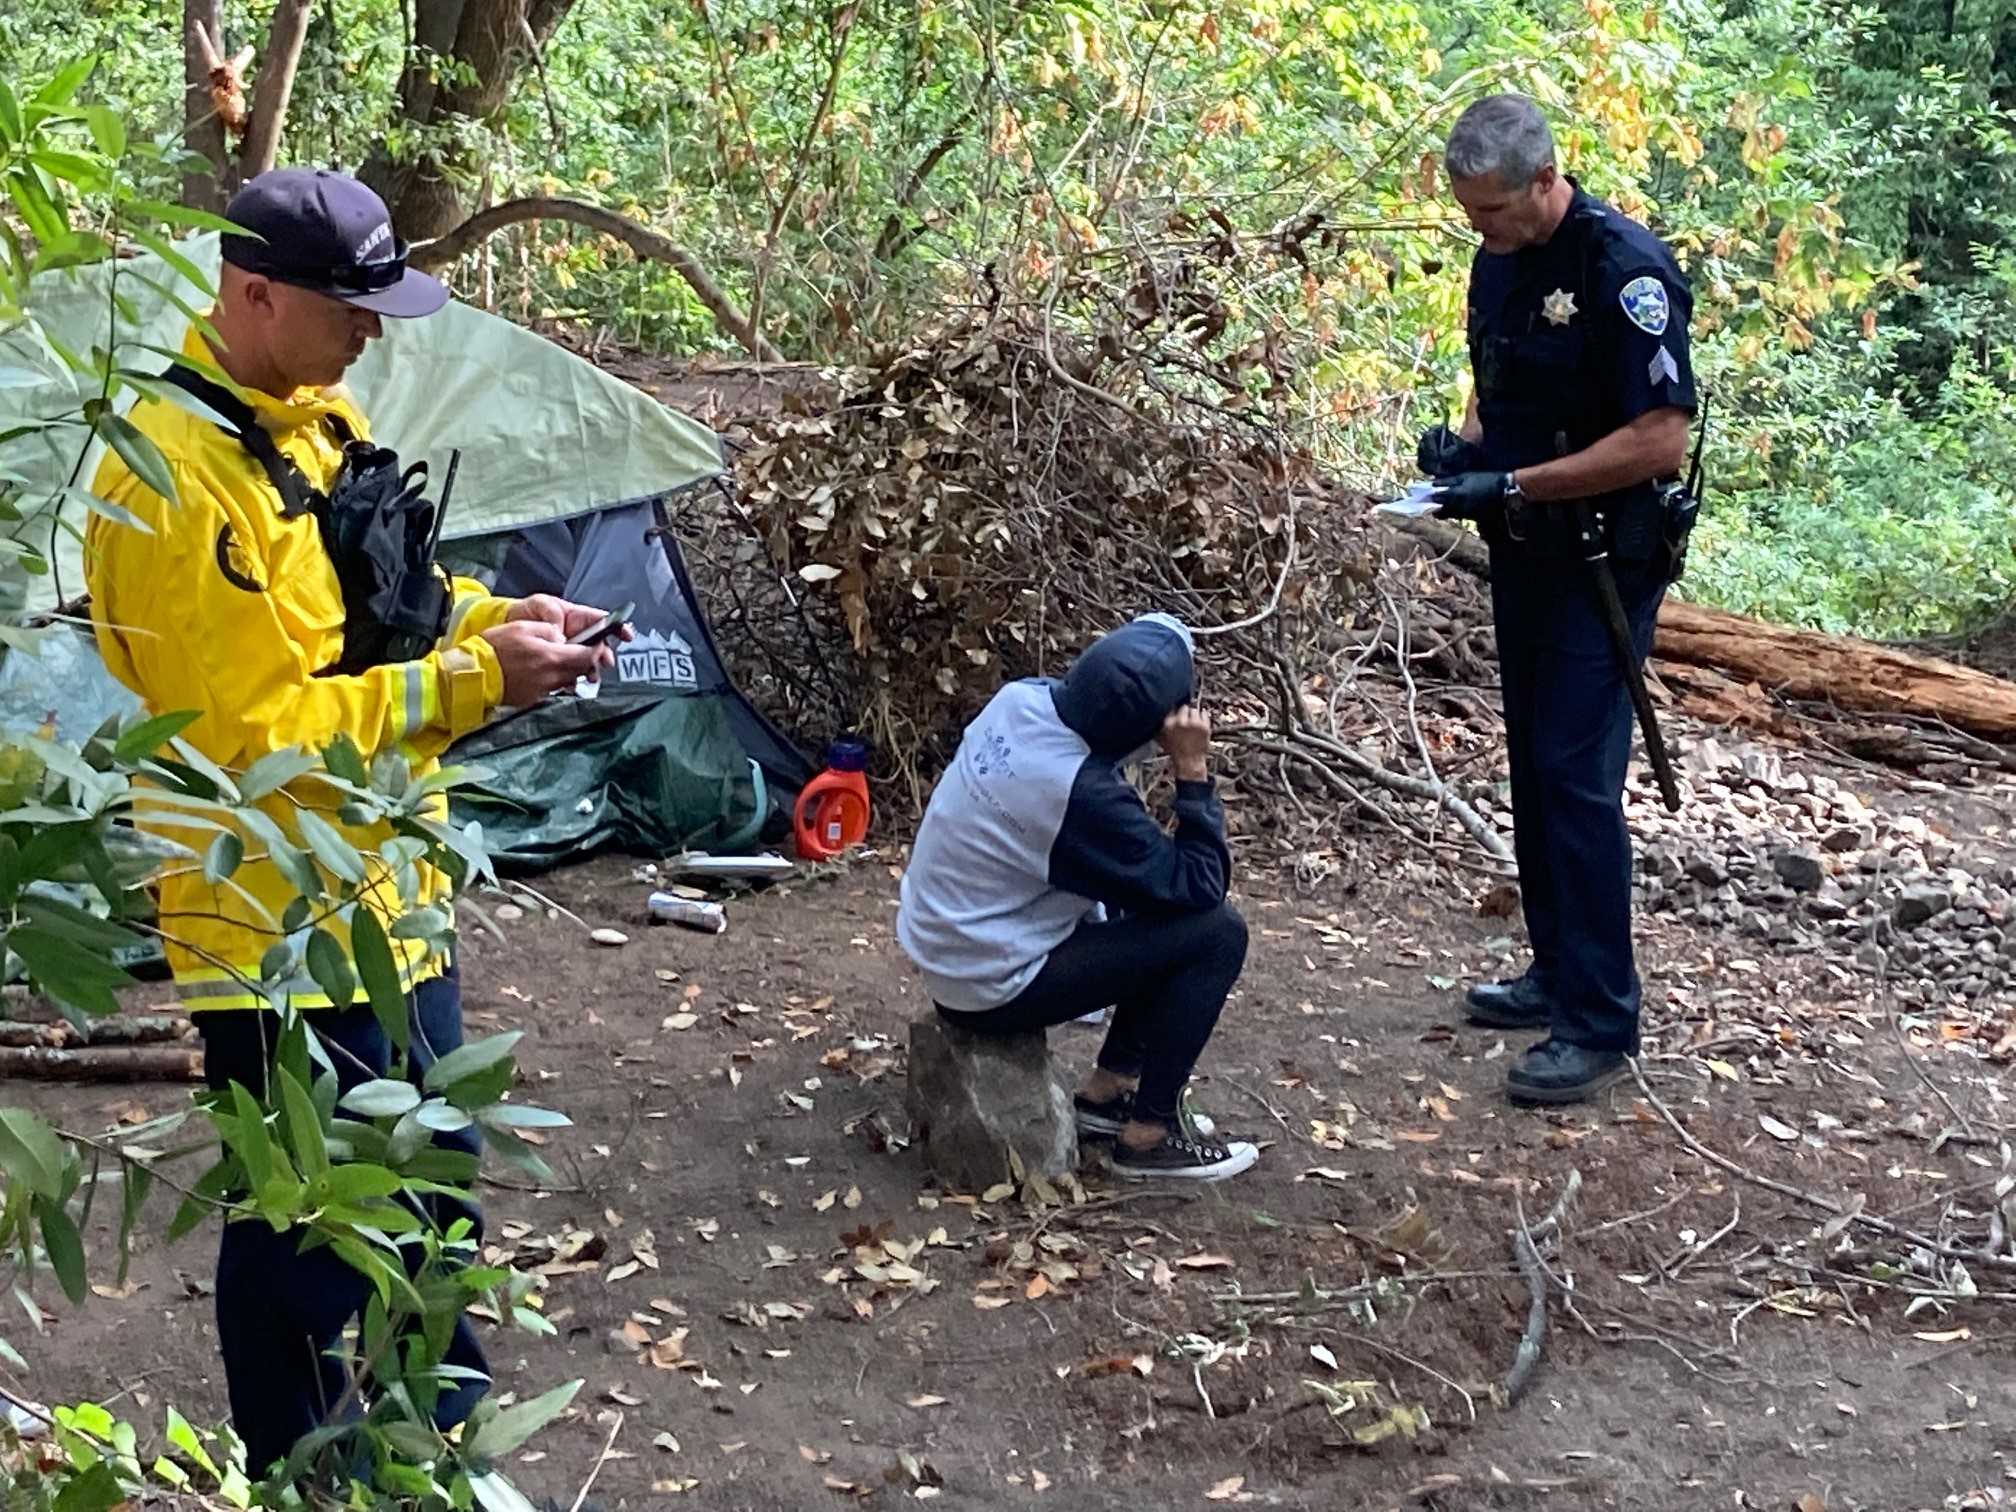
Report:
1111,1139,1259,1182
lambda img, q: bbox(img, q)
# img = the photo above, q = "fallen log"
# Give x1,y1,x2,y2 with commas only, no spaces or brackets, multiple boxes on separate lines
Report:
0,1017,193,1049
0,1045,203,1082
1383,515,2016,745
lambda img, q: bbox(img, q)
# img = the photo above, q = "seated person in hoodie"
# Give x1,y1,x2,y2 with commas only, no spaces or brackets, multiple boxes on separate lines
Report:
897,614,1259,1182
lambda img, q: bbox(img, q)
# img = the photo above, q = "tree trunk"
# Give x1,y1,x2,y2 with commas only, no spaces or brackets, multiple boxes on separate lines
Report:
180,0,316,209
183,0,230,212
238,0,317,182
362,0,580,242
1650,599,2016,741
1381,514,2016,743
0,1045,203,1082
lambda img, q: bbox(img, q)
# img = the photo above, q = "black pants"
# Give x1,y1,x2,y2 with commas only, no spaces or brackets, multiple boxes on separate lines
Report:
1490,552,1666,1053
941,905,1247,1125
198,967,490,1475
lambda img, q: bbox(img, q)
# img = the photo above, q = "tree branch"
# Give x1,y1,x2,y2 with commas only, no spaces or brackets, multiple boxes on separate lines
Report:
181,0,229,211
409,197,783,361
239,0,317,181
872,104,977,261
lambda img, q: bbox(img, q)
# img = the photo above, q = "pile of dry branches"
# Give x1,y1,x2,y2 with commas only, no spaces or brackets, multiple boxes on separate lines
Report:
681,269,1511,870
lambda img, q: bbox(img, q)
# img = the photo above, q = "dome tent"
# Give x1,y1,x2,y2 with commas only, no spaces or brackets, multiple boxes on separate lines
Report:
0,233,810,870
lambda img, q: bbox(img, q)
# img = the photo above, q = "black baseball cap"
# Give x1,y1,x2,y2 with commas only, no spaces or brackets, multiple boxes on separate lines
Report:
220,168,448,319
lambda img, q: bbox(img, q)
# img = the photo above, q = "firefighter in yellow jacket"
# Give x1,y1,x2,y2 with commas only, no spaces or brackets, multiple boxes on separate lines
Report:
86,168,616,1472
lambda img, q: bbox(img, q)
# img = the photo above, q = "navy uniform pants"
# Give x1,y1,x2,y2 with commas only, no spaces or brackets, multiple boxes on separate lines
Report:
197,966,490,1475
1489,549,1666,1053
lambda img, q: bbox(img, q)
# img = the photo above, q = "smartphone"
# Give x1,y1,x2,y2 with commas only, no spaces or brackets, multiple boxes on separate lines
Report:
567,601,635,647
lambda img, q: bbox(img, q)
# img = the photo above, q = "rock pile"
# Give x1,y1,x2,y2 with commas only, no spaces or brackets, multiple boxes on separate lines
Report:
1608,738,2016,1004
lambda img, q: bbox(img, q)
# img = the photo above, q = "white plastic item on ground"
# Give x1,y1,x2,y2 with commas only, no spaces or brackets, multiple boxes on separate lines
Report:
670,852,795,880
648,893,729,934
2,1399,48,1438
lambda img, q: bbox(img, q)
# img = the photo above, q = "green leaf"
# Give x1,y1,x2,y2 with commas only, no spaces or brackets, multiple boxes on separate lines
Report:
18,894,143,954
416,1100,473,1133
34,1198,85,1304
320,1163,404,1203
294,809,365,886
6,169,65,245
275,1066,329,1185
390,905,452,941
422,1031,522,1095
51,1460,123,1512
237,747,319,802
234,808,320,899
112,710,200,764
7,923,130,1019
0,1110,68,1199
32,56,99,111
479,1103,572,1130
203,830,243,883
322,733,370,789
0,80,21,146
164,1405,219,1476
165,1158,234,1243
228,1083,275,1194
337,1079,421,1119
349,909,408,1055
115,1162,151,1285
98,413,178,506
328,1233,398,1310
124,198,247,237
167,736,239,801
258,941,295,983
26,150,110,197
80,106,124,158
465,1379,583,1466
304,927,356,1008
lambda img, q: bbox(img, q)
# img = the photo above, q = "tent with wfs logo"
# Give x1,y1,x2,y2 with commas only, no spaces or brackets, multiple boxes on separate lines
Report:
0,233,811,871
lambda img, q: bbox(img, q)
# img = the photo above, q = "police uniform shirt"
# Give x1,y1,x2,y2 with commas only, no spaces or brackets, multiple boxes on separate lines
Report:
1466,182,1697,479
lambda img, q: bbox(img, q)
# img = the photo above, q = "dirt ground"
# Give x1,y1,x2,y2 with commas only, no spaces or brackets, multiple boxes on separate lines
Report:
6,808,2014,1512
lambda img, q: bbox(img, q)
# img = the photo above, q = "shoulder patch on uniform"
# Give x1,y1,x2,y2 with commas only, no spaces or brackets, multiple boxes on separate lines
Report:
1619,275,1669,336
213,523,265,593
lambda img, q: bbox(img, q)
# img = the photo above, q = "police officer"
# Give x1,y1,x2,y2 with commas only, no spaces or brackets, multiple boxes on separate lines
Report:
1418,94,1697,1105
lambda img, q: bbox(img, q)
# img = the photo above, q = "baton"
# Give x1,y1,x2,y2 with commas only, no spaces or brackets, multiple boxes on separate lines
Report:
1574,502,1681,812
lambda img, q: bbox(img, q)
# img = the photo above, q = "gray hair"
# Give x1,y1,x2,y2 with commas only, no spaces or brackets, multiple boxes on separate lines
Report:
1444,94,1556,187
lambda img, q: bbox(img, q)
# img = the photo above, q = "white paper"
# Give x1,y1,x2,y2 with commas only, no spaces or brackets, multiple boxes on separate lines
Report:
1373,481,1442,518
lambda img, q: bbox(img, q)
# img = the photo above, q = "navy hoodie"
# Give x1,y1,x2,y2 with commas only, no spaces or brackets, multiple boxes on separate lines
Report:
897,614,1232,1011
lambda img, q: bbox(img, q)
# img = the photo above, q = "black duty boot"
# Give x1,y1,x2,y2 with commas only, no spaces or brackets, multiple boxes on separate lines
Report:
1465,973,1553,1029
1505,1038,1628,1105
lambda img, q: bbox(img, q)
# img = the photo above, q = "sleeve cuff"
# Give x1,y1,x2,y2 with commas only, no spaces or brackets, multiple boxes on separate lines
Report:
446,582,516,643
437,641,503,736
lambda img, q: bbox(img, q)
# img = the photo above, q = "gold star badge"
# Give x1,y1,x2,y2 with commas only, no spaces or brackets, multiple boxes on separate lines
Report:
1542,288,1577,326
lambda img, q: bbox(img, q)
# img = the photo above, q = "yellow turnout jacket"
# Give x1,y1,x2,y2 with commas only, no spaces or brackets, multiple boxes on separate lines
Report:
87,326,513,1009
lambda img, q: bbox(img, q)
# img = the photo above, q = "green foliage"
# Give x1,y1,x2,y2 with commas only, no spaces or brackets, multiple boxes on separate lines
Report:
5,3,2016,633
0,700,570,1504
0,58,577,1506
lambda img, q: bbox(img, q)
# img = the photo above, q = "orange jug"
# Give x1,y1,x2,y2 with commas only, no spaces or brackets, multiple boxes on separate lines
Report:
793,736,871,861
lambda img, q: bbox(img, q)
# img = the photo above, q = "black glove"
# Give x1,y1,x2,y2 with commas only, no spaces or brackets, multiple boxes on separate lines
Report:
1415,424,1484,478
1429,470,1512,521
